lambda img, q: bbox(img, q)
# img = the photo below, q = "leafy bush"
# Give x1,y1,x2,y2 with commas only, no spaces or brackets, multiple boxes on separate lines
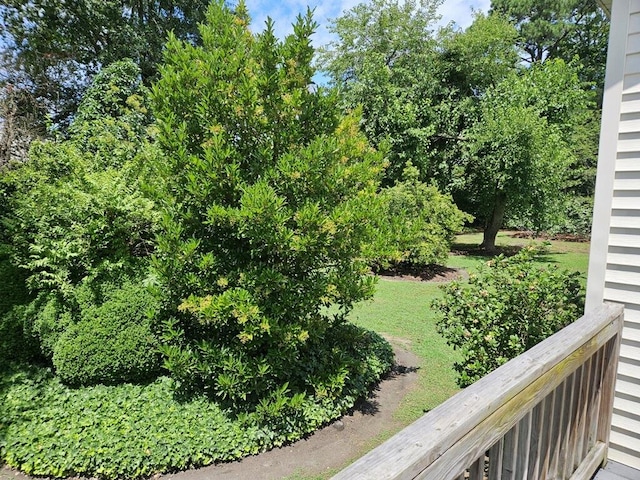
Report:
434,246,584,387
503,195,593,237
0,326,392,479
152,1,386,409
8,143,158,296
27,292,74,358
0,60,160,377
366,162,472,267
555,195,593,236
52,279,162,385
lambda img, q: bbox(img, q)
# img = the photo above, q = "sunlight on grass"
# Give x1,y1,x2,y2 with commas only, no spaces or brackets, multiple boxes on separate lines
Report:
348,233,590,430
453,231,590,277
454,230,590,254
349,279,461,422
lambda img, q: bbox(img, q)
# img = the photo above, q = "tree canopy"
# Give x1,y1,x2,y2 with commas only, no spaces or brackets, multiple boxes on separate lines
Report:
321,0,600,249
0,0,209,129
490,0,608,89
462,59,587,249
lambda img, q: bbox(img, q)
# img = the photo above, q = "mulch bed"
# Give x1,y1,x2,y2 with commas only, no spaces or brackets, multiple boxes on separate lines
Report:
373,262,465,283
509,231,589,242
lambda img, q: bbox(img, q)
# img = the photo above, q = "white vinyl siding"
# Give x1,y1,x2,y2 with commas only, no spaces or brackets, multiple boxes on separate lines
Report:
587,0,640,469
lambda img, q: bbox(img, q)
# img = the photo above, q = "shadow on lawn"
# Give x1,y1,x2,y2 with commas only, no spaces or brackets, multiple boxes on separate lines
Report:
374,262,462,282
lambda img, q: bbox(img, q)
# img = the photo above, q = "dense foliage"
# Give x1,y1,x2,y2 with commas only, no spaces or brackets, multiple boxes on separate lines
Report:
0,59,160,382
434,247,584,387
461,59,588,248
366,162,472,267
151,1,387,411
321,1,604,245
52,279,161,385
0,327,392,479
319,0,450,187
491,0,609,90
0,0,210,130
0,0,603,477
0,5,400,477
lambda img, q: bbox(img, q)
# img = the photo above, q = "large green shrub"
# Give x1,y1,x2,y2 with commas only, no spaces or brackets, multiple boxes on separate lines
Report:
434,246,584,387
365,162,472,267
151,1,387,409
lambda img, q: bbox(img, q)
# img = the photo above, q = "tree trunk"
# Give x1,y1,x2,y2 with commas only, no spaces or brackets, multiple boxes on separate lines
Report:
480,192,507,252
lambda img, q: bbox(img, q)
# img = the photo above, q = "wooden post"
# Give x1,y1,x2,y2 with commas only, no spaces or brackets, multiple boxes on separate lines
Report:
597,307,624,460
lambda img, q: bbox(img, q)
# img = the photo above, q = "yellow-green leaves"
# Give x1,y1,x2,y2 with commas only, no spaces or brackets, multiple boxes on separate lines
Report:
152,1,388,411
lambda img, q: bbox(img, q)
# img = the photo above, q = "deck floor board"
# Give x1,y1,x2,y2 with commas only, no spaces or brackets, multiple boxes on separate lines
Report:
593,461,640,479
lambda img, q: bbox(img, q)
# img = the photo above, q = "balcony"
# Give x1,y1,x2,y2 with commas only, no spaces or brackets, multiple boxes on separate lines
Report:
332,303,633,480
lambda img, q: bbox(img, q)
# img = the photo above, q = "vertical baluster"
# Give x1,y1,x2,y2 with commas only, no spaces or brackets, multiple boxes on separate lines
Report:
587,348,605,453
575,358,589,465
566,363,585,475
515,412,532,478
577,354,595,462
527,399,546,480
469,455,484,480
502,422,519,480
551,373,573,477
540,388,559,480
488,438,504,480
598,334,622,449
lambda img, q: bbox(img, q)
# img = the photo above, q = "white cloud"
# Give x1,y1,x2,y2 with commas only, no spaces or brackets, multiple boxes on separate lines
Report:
437,0,491,29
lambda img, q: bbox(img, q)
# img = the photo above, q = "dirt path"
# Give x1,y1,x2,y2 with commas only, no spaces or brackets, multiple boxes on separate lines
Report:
0,343,421,480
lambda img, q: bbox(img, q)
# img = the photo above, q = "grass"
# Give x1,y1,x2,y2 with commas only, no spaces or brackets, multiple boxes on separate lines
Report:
451,230,590,279
349,280,460,422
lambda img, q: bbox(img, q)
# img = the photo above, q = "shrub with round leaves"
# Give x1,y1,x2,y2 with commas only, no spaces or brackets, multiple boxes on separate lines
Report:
434,246,584,387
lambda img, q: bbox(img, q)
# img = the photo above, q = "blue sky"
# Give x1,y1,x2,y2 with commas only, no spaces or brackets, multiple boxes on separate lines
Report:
243,0,492,45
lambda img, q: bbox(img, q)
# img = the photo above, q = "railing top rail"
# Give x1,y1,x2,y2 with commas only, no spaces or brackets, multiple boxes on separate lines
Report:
332,302,624,480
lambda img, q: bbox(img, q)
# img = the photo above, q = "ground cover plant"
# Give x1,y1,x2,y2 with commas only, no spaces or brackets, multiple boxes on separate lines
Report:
0,327,391,479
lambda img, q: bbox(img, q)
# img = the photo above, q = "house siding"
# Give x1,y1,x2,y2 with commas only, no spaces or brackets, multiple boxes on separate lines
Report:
587,0,640,469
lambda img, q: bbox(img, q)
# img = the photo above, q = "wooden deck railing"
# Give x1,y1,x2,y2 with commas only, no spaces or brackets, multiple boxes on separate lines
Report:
332,303,624,480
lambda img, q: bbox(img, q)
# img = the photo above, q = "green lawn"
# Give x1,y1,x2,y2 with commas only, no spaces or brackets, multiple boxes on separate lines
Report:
451,230,590,278
282,279,463,480
349,279,460,423
352,232,591,424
